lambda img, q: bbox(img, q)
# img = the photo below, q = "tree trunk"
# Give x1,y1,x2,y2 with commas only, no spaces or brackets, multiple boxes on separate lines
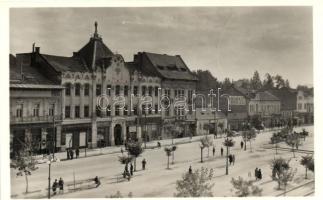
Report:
200,148,203,163
25,173,29,193
167,156,170,169
305,167,308,179
226,146,229,175
134,157,137,171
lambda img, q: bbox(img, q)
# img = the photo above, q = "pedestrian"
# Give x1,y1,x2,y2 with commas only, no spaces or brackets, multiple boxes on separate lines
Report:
121,148,124,155
240,141,244,149
189,165,192,174
142,158,147,170
130,163,134,176
70,149,74,160
94,176,101,187
255,168,259,180
212,146,215,157
52,179,58,195
229,154,233,165
75,148,79,159
67,149,70,160
58,177,64,194
258,169,262,180
221,147,224,156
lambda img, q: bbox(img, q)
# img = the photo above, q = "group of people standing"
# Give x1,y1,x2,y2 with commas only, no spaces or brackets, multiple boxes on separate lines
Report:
66,148,79,160
123,158,147,181
52,177,64,195
228,154,236,165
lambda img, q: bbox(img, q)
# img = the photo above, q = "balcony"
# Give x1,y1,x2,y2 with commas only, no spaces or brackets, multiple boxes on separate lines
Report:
10,115,63,124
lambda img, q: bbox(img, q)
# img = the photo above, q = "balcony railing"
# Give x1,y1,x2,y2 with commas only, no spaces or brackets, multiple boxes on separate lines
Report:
10,115,62,124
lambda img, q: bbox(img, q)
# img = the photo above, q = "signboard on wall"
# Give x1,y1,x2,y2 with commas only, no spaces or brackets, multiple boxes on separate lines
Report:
66,133,73,148
129,126,137,133
79,132,86,147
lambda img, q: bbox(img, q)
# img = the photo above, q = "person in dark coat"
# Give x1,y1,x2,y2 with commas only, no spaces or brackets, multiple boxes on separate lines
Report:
67,149,70,160
255,168,259,180
94,176,101,187
220,147,224,156
228,154,233,165
52,179,58,195
130,163,134,176
258,169,262,180
70,149,74,160
188,165,192,174
212,146,215,157
240,141,244,149
75,148,79,159
142,158,147,170
58,177,64,194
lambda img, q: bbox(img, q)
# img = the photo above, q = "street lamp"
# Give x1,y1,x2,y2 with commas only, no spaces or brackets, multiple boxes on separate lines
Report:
46,156,60,199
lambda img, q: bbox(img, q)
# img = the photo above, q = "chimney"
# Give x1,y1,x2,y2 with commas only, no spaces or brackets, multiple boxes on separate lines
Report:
35,47,40,53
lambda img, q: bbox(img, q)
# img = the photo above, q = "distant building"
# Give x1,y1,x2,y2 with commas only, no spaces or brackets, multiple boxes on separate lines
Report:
296,89,314,124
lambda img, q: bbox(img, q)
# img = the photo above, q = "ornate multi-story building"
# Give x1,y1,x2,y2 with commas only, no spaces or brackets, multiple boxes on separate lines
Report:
10,22,198,154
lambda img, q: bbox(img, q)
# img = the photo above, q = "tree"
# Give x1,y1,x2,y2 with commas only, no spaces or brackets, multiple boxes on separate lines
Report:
285,132,302,158
300,155,313,179
250,70,262,90
222,77,232,90
164,147,172,169
174,167,214,197
241,128,256,152
270,132,282,155
231,176,263,197
11,139,39,194
199,137,209,163
127,141,144,171
164,122,181,145
274,75,286,89
223,138,235,175
271,158,296,191
263,73,274,89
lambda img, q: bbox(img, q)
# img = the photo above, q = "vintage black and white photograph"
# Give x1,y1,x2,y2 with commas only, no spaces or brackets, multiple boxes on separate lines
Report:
6,5,315,198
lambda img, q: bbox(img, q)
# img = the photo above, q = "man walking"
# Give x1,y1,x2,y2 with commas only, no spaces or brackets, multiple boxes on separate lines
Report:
142,158,147,170
75,148,79,159
220,147,224,156
212,146,215,157
189,165,192,174
229,154,233,165
240,141,244,149
58,177,64,194
94,176,101,187
52,179,58,195
255,168,259,180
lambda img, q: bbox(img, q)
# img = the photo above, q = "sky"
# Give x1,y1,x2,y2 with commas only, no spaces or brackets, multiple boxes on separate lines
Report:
9,7,313,87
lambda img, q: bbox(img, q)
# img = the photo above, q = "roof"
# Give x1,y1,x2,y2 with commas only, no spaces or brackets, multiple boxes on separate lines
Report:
267,88,297,110
41,54,89,72
10,54,56,85
77,36,114,69
10,84,64,89
142,52,198,81
254,91,280,101
125,62,157,77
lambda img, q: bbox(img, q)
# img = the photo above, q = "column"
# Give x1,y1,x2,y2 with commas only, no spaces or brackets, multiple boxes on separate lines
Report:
56,125,62,148
122,122,127,143
80,84,84,118
70,83,75,119
62,88,66,120
109,123,115,146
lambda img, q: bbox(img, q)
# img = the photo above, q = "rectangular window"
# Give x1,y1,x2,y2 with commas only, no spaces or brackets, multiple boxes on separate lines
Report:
148,86,153,96
65,83,71,96
115,105,120,116
142,86,146,96
124,85,128,96
84,105,89,118
133,86,138,96
155,86,159,97
106,105,111,116
49,104,55,116
65,106,70,118
84,84,89,96
155,104,158,114
75,83,80,96
75,106,80,118
16,104,23,118
96,84,101,96
116,85,120,96
107,85,111,96
33,104,40,117
124,105,128,116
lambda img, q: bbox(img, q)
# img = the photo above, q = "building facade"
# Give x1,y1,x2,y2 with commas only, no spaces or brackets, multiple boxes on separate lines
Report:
296,89,314,124
10,22,198,153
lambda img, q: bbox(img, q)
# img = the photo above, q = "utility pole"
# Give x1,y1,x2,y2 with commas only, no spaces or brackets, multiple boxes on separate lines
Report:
47,161,51,199
52,104,55,159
